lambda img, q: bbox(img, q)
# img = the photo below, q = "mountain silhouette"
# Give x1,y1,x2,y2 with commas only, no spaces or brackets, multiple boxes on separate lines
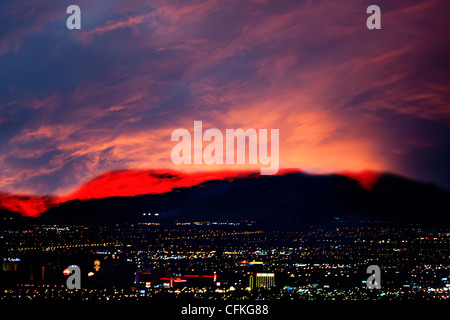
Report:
0,169,261,217
30,171,449,228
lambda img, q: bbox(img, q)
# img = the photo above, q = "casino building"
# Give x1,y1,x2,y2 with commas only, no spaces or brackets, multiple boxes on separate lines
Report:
249,272,275,290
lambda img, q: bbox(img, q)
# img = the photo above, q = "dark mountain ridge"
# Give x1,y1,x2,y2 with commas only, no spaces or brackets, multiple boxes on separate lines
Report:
30,172,449,228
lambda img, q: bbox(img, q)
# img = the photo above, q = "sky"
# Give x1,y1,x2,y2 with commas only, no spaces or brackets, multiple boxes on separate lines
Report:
0,0,449,197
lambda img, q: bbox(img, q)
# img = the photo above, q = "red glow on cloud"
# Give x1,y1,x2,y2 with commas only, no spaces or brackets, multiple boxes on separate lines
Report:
0,169,252,217
0,194,55,217
57,169,255,202
0,168,299,217
339,170,382,191
0,168,385,217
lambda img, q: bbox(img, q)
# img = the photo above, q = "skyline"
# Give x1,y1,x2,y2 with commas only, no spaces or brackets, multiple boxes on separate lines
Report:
2,217,449,303
1,0,450,197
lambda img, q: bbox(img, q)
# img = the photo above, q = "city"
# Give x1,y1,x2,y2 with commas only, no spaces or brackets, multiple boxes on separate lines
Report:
1,214,449,304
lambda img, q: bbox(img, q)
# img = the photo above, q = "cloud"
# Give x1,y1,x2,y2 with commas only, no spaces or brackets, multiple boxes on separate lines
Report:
0,0,449,195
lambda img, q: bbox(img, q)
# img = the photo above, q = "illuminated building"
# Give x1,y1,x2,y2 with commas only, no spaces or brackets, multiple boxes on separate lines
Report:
94,259,101,272
249,272,275,290
155,272,217,288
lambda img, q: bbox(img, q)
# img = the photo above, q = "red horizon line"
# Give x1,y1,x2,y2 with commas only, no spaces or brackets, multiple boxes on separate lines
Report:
0,168,300,200
0,167,382,198
0,168,381,217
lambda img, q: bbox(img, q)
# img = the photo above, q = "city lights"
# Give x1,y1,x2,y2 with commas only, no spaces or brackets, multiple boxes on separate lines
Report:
1,217,449,302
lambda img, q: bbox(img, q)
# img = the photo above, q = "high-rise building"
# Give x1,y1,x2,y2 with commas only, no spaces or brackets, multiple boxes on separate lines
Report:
249,272,275,290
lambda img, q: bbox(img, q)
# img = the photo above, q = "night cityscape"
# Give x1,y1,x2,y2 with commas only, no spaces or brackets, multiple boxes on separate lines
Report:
1,0,450,316
1,214,448,305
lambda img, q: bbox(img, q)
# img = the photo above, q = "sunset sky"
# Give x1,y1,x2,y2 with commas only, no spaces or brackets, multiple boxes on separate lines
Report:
1,0,449,197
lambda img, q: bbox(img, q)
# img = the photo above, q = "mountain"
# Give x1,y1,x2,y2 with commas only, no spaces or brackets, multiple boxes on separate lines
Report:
35,171,449,228
1,170,448,228
0,169,262,217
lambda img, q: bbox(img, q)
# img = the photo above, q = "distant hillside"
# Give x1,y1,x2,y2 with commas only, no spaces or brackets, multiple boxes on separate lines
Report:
34,172,449,228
